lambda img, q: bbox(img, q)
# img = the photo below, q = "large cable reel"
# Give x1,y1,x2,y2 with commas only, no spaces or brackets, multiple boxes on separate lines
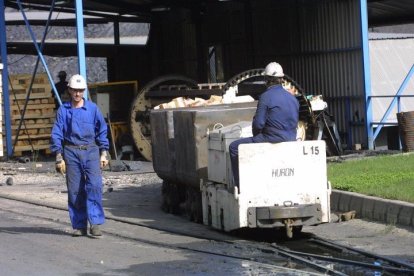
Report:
130,70,326,161
129,75,198,161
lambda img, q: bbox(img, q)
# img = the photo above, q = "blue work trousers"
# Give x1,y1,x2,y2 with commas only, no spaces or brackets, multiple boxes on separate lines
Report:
64,145,105,229
229,135,266,189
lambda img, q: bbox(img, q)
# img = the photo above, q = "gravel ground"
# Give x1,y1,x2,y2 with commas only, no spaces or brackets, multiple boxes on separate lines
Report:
1,160,414,266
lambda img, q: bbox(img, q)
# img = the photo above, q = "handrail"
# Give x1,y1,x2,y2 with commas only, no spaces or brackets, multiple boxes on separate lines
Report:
369,95,414,125
368,64,414,141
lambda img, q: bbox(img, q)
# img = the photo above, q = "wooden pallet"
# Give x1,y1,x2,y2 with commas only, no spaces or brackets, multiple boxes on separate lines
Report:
9,73,50,86
4,74,56,157
8,74,52,100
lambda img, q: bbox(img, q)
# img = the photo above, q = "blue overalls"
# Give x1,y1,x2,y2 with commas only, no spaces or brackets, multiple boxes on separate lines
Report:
51,99,109,229
229,85,299,188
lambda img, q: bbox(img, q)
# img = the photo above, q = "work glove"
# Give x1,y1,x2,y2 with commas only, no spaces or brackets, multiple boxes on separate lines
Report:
55,153,66,175
100,150,109,169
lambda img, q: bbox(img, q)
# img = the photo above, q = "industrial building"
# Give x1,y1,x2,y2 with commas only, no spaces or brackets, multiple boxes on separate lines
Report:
1,0,414,158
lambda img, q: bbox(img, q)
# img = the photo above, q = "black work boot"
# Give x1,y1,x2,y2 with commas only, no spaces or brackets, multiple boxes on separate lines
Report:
90,225,103,237
72,228,87,237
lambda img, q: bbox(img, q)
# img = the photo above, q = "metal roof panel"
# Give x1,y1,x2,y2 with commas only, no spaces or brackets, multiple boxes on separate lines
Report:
5,0,414,25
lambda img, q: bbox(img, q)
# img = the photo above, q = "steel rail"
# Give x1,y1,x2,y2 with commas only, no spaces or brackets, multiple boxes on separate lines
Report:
280,247,414,274
310,237,414,271
271,243,348,276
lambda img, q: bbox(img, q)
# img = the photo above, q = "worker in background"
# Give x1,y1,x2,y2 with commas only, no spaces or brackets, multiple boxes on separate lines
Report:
50,74,110,238
52,70,68,109
229,62,299,188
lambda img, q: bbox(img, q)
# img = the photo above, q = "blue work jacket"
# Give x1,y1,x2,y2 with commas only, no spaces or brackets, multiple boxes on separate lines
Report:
50,99,109,154
252,84,299,142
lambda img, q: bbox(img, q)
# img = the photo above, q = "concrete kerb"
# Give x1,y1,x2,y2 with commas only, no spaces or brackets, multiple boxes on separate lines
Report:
332,190,414,228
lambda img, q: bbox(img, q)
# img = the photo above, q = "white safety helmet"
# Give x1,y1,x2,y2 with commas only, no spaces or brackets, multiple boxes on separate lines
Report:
264,62,284,77
67,74,87,89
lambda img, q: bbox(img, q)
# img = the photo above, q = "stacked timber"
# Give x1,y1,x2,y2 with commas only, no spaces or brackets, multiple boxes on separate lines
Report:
0,64,3,157
7,74,55,156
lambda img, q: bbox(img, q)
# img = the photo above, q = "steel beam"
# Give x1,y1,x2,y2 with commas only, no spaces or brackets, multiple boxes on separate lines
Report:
359,0,373,149
75,0,88,99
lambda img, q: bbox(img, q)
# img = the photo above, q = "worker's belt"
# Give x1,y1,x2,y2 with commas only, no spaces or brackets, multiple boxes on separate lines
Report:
64,143,95,150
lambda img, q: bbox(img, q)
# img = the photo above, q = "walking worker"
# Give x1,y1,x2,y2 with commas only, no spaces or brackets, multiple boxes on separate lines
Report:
50,74,110,237
52,70,69,109
229,62,299,188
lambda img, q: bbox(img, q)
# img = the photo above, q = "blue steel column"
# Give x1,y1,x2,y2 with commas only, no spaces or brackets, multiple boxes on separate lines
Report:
0,0,12,158
359,0,373,149
75,0,88,100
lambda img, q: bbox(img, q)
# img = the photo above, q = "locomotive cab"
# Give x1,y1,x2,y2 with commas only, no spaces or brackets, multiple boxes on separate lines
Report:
202,122,331,238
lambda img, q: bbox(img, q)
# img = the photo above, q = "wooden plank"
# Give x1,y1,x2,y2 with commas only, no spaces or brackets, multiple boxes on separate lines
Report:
11,113,55,120
9,86,51,95
12,117,53,122
9,83,51,89
10,93,53,100
12,129,39,136
15,138,50,146
9,74,50,85
11,119,53,126
11,123,53,130
14,144,50,151
11,98,54,105
10,104,55,111
11,133,51,140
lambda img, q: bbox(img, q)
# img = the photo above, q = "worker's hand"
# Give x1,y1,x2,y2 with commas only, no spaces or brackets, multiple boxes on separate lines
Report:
100,151,109,169
55,153,66,175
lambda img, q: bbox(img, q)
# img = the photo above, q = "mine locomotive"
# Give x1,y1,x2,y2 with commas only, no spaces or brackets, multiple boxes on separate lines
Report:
130,68,338,237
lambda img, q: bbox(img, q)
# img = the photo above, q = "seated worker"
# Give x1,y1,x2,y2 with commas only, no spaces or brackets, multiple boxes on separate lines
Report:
229,62,299,188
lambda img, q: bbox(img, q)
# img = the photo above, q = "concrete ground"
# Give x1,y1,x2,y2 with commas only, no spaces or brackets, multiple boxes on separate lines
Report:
0,159,413,267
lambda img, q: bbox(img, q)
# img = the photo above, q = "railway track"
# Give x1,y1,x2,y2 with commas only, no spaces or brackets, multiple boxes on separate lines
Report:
1,194,413,275
274,237,414,275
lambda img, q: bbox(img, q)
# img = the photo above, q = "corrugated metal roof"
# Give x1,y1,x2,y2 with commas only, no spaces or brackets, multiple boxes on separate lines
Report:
5,0,414,26
369,35,414,123
369,32,414,40
368,0,414,26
